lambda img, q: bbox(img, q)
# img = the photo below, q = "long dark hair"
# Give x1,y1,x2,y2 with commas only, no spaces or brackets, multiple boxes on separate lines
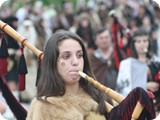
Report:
37,30,107,114
130,29,151,58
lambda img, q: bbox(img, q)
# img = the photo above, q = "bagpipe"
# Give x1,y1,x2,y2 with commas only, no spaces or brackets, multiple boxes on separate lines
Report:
0,19,145,120
109,10,131,69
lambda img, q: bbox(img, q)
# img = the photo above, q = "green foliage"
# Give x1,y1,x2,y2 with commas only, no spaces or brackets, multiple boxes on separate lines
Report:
35,0,78,12
38,0,77,8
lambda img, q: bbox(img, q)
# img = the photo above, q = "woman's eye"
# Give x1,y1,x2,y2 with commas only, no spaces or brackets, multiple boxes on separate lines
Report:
135,40,140,43
62,55,70,59
143,40,148,43
77,53,83,58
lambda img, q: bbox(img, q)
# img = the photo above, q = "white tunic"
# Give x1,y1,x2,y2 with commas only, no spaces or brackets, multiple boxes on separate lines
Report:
116,57,147,96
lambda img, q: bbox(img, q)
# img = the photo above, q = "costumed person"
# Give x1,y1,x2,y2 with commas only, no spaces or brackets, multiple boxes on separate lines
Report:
18,19,37,66
0,16,21,119
2,16,20,90
26,30,155,120
149,26,159,56
110,12,131,69
116,28,160,113
89,28,118,90
17,19,38,104
76,12,95,53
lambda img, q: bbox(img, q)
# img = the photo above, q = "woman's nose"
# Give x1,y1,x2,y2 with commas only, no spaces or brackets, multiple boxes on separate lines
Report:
71,56,79,66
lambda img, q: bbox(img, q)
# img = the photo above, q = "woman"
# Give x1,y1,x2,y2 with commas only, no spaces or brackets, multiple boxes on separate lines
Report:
26,30,155,120
76,12,95,52
116,28,160,113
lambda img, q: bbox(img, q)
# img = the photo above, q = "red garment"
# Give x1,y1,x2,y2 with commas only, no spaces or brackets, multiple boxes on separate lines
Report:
106,87,155,120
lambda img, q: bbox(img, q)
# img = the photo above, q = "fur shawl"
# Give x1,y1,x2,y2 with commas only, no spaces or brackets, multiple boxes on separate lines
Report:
26,90,106,120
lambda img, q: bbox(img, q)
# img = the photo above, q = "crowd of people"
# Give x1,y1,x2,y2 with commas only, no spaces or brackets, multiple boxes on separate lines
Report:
0,0,160,119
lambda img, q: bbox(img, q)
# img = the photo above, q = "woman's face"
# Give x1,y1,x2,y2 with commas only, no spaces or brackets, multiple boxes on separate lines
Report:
81,19,89,28
57,39,84,85
134,35,149,55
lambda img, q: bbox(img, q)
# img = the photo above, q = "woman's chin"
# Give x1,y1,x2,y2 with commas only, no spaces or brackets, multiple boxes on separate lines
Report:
67,75,80,84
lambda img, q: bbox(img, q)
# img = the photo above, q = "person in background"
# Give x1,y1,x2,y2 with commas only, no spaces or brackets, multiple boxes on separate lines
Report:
116,28,160,114
149,26,159,55
89,28,118,90
2,16,20,91
1,15,21,120
26,30,155,120
76,12,95,53
18,19,37,66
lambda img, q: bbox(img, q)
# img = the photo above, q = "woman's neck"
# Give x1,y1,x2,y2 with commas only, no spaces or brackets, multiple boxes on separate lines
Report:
138,54,147,62
65,83,81,95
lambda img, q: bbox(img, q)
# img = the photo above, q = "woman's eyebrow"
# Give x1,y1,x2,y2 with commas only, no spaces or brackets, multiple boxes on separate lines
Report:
59,49,83,54
77,50,83,53
59,51,70,54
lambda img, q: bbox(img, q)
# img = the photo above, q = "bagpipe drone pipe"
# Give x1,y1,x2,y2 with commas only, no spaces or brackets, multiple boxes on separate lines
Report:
109,10,131,69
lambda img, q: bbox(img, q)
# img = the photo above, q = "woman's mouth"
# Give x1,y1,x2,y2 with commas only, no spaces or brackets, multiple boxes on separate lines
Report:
69,70,79,80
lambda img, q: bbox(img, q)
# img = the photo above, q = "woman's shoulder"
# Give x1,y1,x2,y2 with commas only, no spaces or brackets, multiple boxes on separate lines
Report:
27,97,63,119
29,96,61,109
30,96,61,105
29,97,46,110
121,57,133,62
120,57,133,66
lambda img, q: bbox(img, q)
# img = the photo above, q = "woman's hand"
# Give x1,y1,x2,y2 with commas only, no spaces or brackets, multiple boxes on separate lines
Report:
147,82,159,92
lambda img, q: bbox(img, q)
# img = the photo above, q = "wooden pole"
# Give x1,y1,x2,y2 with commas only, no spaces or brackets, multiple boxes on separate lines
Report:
0,20,44,59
